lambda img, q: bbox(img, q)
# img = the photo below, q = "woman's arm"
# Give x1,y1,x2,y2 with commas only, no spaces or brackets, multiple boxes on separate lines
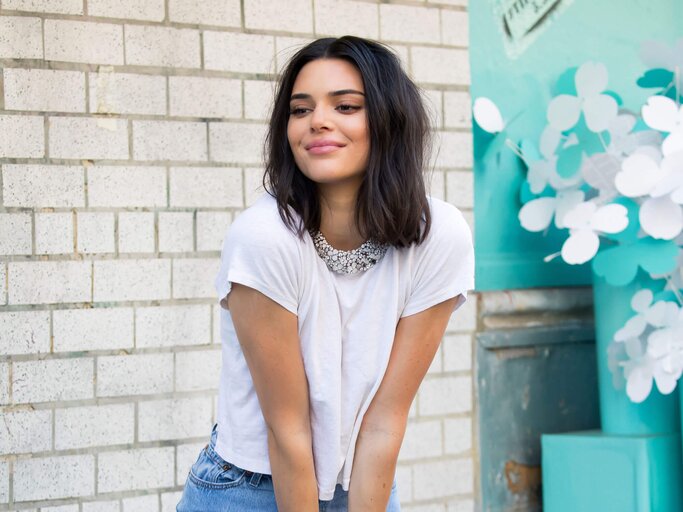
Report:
227,283,319,512
348,295,460,512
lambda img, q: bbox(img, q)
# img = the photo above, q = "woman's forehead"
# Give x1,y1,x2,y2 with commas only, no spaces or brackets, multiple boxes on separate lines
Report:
291,59,364,95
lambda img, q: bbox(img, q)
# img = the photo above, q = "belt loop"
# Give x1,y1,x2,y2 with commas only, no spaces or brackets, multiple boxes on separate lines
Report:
247,471,263,486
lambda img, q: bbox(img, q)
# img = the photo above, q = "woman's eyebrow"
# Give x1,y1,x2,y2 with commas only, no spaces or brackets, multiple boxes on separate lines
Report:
290,89,366,101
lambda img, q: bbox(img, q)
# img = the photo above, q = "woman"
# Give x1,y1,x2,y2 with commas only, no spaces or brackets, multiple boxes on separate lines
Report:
177,36,474,512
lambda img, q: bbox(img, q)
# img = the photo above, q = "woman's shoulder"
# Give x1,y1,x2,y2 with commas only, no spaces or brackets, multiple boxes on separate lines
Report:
424,195,470,240
227,193,303,249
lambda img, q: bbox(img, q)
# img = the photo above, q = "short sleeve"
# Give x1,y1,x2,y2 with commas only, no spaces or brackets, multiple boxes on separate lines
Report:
401,203,474,318
213,203,301,315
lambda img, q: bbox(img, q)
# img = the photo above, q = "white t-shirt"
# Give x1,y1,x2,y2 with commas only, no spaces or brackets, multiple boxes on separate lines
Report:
213,192,474,501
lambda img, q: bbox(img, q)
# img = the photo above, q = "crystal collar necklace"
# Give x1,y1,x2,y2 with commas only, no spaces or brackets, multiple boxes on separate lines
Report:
309,229,389,274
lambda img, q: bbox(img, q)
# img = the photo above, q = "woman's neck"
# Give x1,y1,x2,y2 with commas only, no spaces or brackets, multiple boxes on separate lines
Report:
317,182,364,251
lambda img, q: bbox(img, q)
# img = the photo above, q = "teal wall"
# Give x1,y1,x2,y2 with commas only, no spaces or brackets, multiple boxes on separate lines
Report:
470,0,683,291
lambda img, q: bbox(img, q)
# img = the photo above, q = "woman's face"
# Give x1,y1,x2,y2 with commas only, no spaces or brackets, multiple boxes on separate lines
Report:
287,58,370,189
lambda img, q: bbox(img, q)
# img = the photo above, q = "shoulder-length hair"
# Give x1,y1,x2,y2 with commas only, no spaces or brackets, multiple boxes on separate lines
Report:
263,36,432,248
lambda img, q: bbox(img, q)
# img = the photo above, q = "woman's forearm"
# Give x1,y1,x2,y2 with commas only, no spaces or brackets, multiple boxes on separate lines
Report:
267,428,319,512
347,417,406,512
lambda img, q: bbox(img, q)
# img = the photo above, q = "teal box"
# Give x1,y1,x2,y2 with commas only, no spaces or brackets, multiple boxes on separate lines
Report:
542,430,683,512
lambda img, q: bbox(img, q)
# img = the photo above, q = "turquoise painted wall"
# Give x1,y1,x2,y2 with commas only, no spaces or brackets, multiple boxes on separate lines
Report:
470,0,683,291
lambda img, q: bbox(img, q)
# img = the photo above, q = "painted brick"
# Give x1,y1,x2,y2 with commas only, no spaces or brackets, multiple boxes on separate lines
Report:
411,47,470,85
136,304,211,348
175,349,222,391
244,80,274,121
138,396,212,441
427,344,443,374
3,68,85,113
444,417,472,455
412,457,473,499
4,0,83,13
97,353,174,397
77,212,115,253
424,89,443,128
0,114,44,158
446,170,474,208
204,31,276,74
50,116,128,160
13,358,93,404
125,25,200,68
196,211,231,251
88,0,165,21
122,494,158,512
89,71,166,115
314,0,378,38
159,212,193,252
209,122,266,164
88,166,166,208
35,212,74,255
0,213,32,255
441,9,469,47
0,363,9,406
213,304,221,345
428,0,467,6
41,505,79,512
53,307,134,352
427,169,446,201
0,409,52,454
93,259,171,302
173,258,219,299
14,454,95,501
44,20,123,65
170,166,242,208
176,442,205,485
97,446,174,493
399,420,442,460
133,120,207,162
244,167,266,207
245,0,312,33
431,131,473,169
443,334,471,372
0,16,42,59
169,76,241,119
419,375,471,416
118,212,155,253
0,460,8,502
0,311,50,355
444,91,472,128
82,501,120,512
395,465,412,505
168,0,240,27
8,260,92,305
275,36,310,73
380,4,440,44
448,500,475,512
55,403,134,450
2,164,85,208
447,294,476,332
0,264,6,306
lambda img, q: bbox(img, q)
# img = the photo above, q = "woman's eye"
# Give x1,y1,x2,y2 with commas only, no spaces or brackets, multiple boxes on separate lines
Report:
337,104,361,113
289,107,310,116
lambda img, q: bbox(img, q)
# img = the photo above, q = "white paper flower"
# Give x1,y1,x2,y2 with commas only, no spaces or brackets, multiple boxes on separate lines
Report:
473,97,505,134
519,190,584,232
547,62,618,133
640,39,683,88
527,126,584,193
560,201,628,264
642,96,683,156
621,337,665,403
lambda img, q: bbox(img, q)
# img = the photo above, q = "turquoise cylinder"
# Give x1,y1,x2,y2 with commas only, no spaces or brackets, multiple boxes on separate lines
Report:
593,270,680,435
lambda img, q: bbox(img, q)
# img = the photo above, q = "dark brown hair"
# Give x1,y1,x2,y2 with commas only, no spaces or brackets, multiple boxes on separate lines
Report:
263,36,432,248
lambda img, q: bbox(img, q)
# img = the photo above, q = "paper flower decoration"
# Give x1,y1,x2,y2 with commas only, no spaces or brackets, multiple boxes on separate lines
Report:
547,61,619,133
641,95,683,156
473,97,505,134
560,201,628,264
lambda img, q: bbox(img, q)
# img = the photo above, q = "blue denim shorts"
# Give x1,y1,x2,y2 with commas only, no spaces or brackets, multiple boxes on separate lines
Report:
177,423,401,511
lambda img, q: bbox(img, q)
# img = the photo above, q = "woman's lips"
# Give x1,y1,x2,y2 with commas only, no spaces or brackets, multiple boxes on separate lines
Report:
306,144,343,155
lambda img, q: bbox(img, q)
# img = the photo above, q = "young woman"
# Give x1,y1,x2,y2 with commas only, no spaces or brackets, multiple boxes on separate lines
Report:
177,36,474,512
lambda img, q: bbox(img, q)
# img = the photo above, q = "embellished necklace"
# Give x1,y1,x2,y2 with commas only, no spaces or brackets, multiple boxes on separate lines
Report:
310,229,389,274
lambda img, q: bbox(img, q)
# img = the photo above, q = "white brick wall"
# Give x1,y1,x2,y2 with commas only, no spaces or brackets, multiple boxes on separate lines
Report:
0,1,476,509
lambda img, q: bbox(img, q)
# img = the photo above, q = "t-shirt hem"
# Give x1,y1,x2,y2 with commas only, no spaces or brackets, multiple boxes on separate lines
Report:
214,438,272,476
400,286,470,318
225,270,298,315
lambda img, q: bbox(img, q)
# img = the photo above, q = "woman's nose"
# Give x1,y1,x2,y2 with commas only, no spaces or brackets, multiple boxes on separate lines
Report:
310,106,331,131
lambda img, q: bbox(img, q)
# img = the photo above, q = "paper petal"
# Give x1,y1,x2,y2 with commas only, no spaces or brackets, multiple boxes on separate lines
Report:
614,315,647,341
653,364,678,395
583,94,618,133
581,153,620,197
519,197,556,232
547,95,581,131
590,203,628,234
575,61,609,98
662,131,683,157
632,289,654,312
640,196,683,239
539,125,561,159
563,201,596,229
626,365,653,403
554,190,585,228
615,152,663,197
645,301,679,327
527,161,549,194
473,97,505,134
642,95,681,133
561,228,599,264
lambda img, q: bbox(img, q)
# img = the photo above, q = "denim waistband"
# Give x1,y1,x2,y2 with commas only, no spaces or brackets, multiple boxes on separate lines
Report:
208,423,264,487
